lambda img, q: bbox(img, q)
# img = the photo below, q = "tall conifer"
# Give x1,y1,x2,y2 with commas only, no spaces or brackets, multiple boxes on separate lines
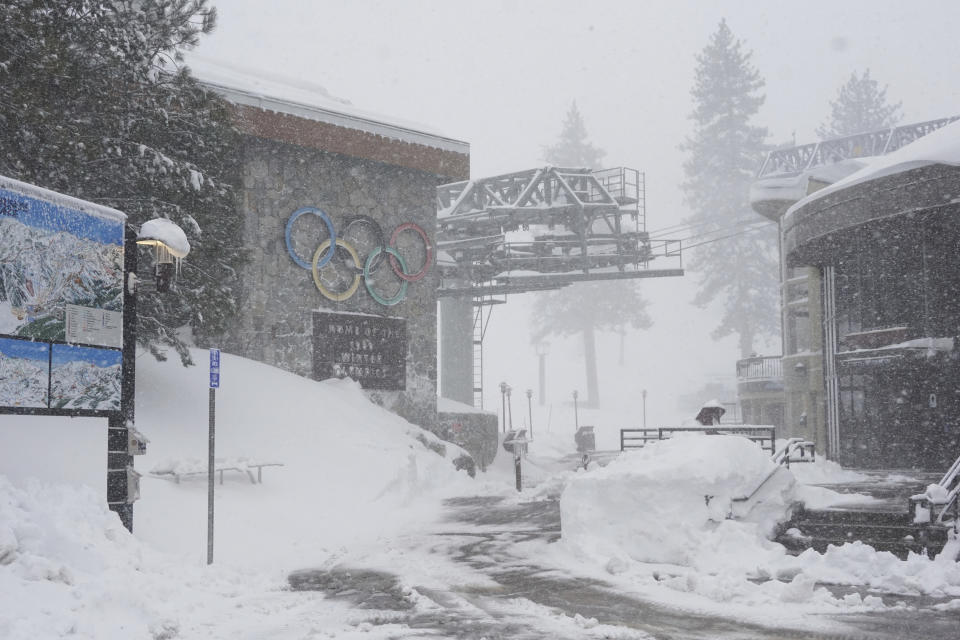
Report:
0,0,244,365
530,103,652,407
817,69,902,139
680,19,778,358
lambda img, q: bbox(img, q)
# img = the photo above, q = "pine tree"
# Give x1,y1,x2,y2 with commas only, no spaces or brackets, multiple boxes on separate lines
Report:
531,102,652,407
542,102,606,169
816,69,902,139
0,0,245,365
680,19,779,358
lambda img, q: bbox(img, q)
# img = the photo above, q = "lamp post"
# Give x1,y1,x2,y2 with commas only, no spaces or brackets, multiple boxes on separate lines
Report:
526,389,533,437
499,382,507,433
573,390,579,430
506,384,513,430
642,388,647,429
535,342,549,406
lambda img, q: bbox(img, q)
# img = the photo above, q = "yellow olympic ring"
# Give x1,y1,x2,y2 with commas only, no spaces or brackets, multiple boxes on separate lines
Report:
312,238,362,302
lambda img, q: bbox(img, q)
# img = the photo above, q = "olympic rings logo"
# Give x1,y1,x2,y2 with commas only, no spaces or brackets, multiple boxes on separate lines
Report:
284,207,433,306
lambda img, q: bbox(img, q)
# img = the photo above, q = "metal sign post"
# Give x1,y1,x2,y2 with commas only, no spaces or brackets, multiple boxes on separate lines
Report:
207,348,220,565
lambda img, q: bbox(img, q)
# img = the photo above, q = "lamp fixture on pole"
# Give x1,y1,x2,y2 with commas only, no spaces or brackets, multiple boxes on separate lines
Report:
572,390,579,430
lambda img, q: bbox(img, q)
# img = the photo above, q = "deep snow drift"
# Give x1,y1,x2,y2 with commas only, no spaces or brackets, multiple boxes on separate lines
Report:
2,348,959,639
1,348,480,639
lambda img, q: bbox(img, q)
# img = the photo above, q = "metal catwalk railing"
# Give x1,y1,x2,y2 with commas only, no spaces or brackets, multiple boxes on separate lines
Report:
757,116,960,178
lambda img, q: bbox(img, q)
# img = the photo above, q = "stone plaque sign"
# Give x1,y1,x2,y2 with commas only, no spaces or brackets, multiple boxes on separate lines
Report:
312,311,406,390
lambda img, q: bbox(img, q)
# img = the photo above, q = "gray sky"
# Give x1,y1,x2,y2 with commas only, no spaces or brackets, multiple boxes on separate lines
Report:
189,0,960,427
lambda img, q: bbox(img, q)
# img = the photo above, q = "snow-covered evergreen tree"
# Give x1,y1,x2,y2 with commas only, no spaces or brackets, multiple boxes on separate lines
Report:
0,0,244,365
816,69,902,139
531,102,652,407
542,102,606,169
680,19,778,358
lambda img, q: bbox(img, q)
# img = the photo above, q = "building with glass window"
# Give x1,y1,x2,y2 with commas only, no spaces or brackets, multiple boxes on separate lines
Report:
777,122,960,469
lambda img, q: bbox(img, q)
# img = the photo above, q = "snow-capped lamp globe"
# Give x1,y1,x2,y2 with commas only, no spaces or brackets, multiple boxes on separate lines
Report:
136,218,191,293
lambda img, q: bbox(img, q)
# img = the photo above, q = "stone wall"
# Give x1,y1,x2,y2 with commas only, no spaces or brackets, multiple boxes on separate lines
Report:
225,134,440,429
436,411,499,471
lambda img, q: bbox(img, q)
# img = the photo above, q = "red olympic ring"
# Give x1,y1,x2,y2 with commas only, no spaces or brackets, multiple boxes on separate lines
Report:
389,222,433,282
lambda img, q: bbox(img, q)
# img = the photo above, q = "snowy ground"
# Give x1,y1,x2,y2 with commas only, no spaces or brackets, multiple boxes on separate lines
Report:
1,349,958,639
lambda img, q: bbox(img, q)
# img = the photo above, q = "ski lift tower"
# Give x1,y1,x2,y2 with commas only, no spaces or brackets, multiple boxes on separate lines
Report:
436,166,684,407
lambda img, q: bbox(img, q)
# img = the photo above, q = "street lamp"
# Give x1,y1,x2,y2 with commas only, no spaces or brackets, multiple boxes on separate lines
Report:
499,381,508,433
642,389,647,429
506,384,513,430
136,218,190,293
572,390,579,430
535,341,550,406
526,389,533,437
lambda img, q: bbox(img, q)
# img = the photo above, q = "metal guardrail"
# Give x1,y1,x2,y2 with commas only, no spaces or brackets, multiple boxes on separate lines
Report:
756,116,960,178
910,452,960,528
620,426,776,455
736,356,782,381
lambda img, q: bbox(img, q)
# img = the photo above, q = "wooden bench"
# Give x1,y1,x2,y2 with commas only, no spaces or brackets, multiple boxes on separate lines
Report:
150,457,284,485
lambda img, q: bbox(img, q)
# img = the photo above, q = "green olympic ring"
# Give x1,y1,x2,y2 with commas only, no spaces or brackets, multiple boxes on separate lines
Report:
364,246,408,306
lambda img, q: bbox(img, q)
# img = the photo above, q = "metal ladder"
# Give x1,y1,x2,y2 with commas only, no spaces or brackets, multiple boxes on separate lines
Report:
472,305,483,409
470,295,501,408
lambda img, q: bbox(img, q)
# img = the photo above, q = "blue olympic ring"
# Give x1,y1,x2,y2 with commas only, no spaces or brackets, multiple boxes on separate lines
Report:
285,206,336,269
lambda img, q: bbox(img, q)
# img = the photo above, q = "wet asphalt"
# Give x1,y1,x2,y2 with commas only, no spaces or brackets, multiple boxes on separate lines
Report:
289,493,960,639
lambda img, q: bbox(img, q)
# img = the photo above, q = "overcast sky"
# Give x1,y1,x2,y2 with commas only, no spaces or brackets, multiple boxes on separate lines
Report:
189,0,960,426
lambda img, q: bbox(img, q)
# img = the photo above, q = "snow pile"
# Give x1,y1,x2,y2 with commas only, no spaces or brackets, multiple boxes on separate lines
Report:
782,541,960,597
0,475,179,639
559,434,794,571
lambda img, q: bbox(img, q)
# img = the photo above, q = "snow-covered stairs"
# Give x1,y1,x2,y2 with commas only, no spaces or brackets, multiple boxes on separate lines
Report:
777,506,950,559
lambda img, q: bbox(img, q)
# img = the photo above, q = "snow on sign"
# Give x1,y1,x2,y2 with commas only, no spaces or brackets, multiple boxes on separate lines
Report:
0,175,126,414
0,176,124,345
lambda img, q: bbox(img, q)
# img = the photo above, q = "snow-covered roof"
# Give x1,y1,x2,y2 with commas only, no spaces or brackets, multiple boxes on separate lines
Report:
785,119,960,221
187,57,468,155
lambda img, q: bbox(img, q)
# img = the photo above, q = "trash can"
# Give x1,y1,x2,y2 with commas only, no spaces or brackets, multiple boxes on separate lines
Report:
575,426,596,453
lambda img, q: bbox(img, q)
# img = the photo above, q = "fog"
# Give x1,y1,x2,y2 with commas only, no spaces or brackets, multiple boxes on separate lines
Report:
188,0,960,427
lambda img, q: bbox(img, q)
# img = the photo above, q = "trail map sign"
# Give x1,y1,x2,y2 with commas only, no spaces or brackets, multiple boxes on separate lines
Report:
312,311,406,390
0,176,126,415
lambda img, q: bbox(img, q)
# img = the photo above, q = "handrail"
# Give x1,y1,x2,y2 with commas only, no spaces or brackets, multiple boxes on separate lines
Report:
734,438,813,505
936,485,959,526
619,426,776,454
937,453,960,489
934,451,960,526
909,450,960,527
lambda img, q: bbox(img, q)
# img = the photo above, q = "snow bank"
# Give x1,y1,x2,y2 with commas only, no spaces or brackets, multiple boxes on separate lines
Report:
134,348,476,570
560,434,794,571
552,433,960,612
783,537,960,597
0,475,188,639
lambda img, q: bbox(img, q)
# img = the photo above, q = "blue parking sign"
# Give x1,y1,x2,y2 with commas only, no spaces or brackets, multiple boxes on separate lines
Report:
209,348,220,388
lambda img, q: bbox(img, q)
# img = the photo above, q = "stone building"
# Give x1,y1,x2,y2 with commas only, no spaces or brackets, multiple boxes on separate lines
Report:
203,76,469,429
